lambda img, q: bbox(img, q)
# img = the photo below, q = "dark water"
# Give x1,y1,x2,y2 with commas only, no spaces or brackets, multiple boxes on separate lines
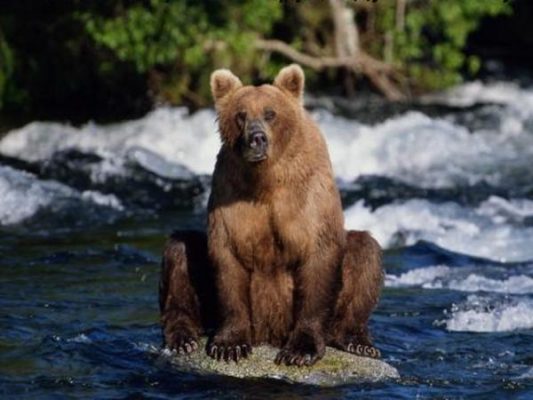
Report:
1,81,533,398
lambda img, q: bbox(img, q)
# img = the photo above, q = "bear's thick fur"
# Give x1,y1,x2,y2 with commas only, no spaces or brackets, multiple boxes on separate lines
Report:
160,65,383,367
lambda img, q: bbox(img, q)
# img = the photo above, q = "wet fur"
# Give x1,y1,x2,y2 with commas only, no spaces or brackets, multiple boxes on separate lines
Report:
160,230,383,360
160,65,383,366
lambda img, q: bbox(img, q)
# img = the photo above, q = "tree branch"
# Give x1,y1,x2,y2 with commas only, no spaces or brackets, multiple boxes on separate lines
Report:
255,38,406,101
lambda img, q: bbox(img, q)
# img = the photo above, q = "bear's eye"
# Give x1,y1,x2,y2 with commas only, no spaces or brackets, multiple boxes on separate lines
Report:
235,111,247,130
264,109,276,122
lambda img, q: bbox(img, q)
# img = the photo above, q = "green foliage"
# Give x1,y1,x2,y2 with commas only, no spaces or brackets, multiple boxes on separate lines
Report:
0,28,27,112
372,0,511,91
81,0,282,106
82,1,204,73
0,0,518,117
0,31,14,109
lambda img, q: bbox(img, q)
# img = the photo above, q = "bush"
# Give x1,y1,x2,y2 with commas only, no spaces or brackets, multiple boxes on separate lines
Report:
0,0,515,118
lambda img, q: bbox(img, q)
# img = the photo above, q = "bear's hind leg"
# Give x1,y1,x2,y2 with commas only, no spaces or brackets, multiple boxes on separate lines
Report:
329,230,383,358
160,230,216,354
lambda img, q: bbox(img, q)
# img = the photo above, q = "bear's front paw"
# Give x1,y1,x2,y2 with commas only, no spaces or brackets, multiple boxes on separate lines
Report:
275,331,325,367
330,333,381,359
207,328,252,363
165,327,199,355
346,342,380,359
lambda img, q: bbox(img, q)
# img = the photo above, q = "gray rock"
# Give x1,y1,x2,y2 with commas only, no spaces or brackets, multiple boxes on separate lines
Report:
165,338,399,386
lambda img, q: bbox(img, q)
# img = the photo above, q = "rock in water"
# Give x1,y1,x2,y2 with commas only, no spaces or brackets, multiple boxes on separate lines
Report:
166,338,399,386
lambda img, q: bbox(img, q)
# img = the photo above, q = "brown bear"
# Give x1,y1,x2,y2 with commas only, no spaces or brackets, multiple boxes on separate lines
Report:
159,65,383,367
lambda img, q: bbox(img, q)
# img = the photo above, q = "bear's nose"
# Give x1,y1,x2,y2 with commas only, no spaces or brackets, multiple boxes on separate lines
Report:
249,131,267,149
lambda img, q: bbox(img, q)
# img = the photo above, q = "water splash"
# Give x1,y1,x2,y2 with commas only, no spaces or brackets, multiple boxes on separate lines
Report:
345,198,533,263
438,295,533,332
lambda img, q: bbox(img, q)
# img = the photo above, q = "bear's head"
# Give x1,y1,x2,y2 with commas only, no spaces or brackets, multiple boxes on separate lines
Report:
210,64,305,164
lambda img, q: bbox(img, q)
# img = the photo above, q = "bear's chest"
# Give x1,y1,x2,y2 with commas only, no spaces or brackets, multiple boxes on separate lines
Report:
224,200,308,272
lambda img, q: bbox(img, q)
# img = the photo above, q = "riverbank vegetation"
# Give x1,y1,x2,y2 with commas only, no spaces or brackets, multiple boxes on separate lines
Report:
0,0,526,122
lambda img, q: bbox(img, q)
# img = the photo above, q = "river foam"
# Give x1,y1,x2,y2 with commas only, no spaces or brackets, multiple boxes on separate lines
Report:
1,81,532,266
386,265,533,294
439,295,533,333
0,165,123,225
1,81,532,190
345,197,533,263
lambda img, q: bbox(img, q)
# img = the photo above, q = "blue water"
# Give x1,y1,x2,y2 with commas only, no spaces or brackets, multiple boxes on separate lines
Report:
1,81,532,398
1,219,531,398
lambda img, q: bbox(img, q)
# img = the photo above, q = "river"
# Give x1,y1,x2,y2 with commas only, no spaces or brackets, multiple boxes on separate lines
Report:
0,80,532,398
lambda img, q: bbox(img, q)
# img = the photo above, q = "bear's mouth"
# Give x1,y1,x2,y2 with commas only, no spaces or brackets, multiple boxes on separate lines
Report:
242,130,269,162
245,153,267,162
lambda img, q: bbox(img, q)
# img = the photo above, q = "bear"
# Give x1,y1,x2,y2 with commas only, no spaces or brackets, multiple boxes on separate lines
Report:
159,64,383,367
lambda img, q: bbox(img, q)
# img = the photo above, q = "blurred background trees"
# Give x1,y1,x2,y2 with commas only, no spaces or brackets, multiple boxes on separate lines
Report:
0,0,529,123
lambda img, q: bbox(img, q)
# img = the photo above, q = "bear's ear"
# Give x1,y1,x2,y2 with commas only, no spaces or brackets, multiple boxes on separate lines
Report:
274,64,305,102
210,69,242,103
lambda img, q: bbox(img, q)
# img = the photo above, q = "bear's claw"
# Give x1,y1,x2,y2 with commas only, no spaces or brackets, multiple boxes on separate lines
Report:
207,343,251,363
274,349,319,367
345,342,381,359
168,335,199,355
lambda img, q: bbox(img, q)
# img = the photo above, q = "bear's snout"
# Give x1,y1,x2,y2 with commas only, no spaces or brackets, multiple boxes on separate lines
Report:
249,131,267,150
243,120,269,162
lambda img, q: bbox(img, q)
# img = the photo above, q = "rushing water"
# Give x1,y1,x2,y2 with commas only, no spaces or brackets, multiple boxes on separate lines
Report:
1,80,532,399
